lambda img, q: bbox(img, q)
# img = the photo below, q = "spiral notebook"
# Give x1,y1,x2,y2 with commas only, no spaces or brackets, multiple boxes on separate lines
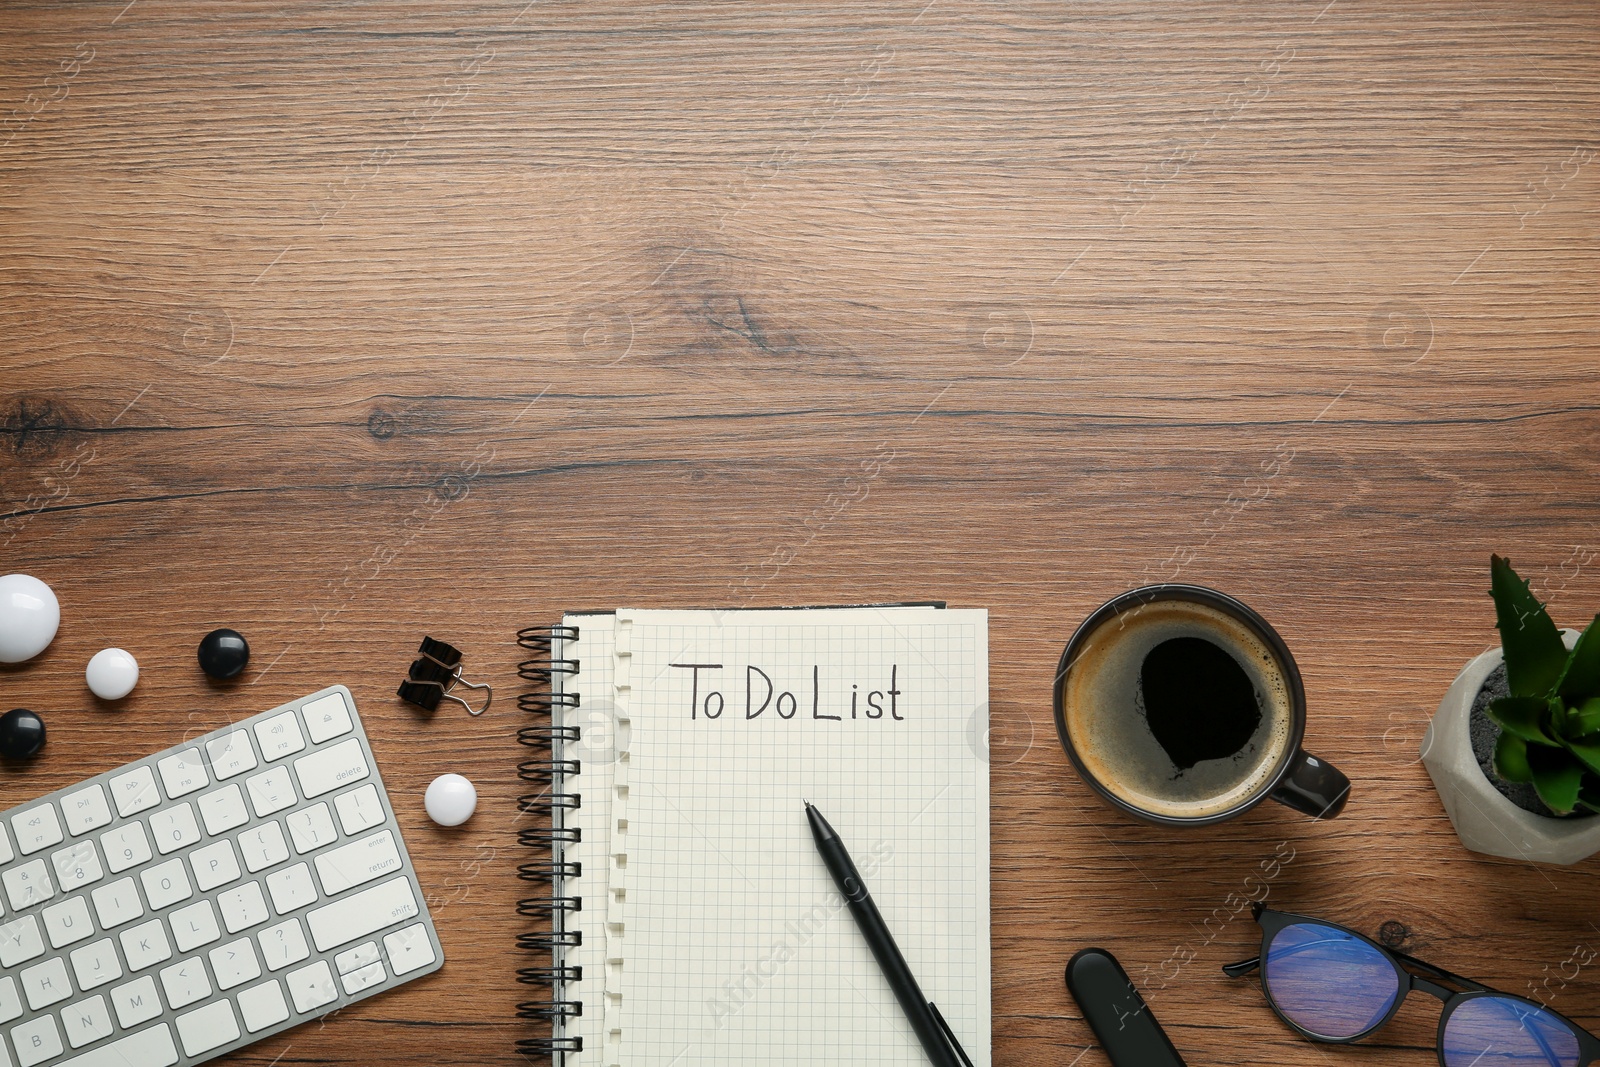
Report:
517,605,991,1066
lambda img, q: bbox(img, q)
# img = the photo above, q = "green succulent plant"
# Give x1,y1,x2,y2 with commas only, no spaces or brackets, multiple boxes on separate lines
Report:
1487,554,1600,816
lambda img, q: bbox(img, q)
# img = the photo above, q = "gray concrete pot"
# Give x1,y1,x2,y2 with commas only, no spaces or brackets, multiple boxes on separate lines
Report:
1421,630,1600,864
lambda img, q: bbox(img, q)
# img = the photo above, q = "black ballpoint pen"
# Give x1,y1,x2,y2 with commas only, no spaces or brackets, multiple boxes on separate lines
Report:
805,801,975,1067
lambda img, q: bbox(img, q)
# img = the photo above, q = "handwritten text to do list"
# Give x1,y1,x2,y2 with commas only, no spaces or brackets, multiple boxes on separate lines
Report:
668,663,904,722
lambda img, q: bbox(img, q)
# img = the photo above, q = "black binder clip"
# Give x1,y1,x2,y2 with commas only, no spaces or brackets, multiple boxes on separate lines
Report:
398,637,492,716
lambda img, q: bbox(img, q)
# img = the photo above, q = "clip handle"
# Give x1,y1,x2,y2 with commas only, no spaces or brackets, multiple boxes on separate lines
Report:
928,1002,975,1067
444,684,491,717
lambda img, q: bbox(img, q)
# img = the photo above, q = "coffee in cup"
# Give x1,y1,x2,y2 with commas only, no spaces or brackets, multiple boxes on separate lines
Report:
1053,585,1349,825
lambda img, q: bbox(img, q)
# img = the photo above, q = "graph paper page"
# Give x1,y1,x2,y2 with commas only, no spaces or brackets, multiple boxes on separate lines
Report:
614,607,990,1067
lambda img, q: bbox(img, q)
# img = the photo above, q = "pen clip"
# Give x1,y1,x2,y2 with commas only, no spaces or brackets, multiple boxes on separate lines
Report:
928,1001,975,1067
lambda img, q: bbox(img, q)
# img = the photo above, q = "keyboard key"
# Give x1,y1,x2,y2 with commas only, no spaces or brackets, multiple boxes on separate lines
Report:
176,998,240,1057
60,785,112,837
58,1022,177,1067
237,979,289,1033
254,711,305,762
0,823,13,864
42,896,94,949
89,878,142,929
69,938,122,991
238,820,290,873
333,940,379,974
99,822,151,874
286,803,337,854
62,994,113,1048
257,919,309,971
266,863,318,914
11,1013,63,1067
209,936,262,989
316,830,402,896
386,933,439,984
109,975,162,1028
190,839,242,892
340,959,386,995
169,899,220,953
50,840,104,891
156,749,208,799
21,955,71,1010
294,738,369,799
158,956,210,1010
218,881,269,934
4,858,55,911
305,876,418,953
302,691,353,744
0,975,21,1022
0,915,45,967
334,782,385,835
149,803,200,855
11,804,63,857
246,766,297,817
198,783,250,836
205,728,258,780
140,857,192,911
286,959,337,1013
108,766,159,818
119,918,172,971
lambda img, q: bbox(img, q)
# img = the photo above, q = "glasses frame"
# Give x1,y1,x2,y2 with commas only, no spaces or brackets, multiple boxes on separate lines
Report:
1224,903,1600,1067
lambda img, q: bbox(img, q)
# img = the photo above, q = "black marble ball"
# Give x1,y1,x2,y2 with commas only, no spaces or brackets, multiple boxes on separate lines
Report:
0,709,46,760
198,628,250,680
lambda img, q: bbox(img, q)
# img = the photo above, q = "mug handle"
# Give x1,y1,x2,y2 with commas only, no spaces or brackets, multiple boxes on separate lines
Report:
1270,751,1350,818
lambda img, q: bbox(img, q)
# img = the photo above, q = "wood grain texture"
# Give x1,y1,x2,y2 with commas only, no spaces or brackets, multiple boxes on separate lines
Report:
2,0,1598,1063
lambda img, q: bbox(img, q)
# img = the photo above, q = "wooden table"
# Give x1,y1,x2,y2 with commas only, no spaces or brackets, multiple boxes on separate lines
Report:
4,1,1598,1063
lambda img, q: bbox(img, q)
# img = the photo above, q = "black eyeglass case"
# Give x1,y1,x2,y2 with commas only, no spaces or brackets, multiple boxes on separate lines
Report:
1066,947,1189,1067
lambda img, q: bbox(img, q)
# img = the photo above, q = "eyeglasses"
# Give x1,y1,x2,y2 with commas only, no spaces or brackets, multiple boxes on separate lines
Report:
1225,904,1600,1067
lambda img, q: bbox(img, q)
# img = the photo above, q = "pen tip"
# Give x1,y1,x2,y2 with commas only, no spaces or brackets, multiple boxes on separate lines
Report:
802,799,810,808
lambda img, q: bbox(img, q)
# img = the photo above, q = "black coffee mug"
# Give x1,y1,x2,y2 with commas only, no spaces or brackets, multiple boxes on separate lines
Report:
1053,584,1349,826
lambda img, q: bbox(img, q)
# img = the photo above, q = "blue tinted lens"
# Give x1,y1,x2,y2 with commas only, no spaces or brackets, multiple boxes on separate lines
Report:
1262,921,1400,1039
1442,995,1581,1067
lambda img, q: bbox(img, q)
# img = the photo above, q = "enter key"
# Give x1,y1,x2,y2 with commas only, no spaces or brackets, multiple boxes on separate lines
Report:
314,829,402,896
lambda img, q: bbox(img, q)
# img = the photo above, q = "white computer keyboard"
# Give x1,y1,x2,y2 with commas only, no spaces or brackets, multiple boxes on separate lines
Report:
0,685,443,1067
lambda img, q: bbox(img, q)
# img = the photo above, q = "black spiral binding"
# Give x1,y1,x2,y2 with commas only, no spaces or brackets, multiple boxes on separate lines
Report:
515,624,583,1061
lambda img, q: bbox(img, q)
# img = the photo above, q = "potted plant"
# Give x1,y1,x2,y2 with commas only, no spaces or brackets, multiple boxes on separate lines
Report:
1421,555,1600,864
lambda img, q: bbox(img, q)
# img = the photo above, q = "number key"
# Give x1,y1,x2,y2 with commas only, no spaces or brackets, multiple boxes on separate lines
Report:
3,860,54,911
149,804,200,855
99,823,151,874
49,841,103,890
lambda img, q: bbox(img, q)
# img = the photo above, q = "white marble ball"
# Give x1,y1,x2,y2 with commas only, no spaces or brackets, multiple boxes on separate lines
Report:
87,648,140,700
424,773,477,827
0,574,60,664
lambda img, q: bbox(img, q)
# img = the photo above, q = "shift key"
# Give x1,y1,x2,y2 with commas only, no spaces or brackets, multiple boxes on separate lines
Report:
306,877,419,952
293,739,369,799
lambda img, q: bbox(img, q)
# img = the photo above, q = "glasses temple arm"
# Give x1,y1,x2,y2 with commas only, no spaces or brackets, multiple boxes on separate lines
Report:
1222,956,1260,977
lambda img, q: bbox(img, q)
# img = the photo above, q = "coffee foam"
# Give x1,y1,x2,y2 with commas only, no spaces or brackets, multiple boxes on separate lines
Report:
1064,599,1294,819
